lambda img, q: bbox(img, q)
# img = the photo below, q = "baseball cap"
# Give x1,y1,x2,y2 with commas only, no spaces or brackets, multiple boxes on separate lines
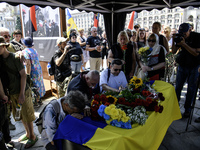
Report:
56,37,67,46
23,37,34,47
178,23,190,33
0,36,10,47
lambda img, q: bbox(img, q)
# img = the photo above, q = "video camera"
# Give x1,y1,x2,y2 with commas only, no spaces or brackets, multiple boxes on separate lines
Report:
174,33,183,45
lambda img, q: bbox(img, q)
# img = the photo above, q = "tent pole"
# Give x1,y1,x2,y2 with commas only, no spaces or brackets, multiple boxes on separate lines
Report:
111,7,114,45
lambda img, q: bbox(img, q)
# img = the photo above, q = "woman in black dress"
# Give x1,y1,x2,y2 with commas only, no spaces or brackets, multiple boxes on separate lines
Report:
108,30,136,81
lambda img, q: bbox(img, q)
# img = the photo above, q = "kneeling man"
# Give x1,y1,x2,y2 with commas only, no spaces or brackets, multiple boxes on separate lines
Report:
100,59,127,93
41,91,87,150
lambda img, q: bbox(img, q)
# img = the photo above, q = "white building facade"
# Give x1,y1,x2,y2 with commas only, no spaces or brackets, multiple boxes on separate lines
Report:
131,7,200,32
71,11,105,34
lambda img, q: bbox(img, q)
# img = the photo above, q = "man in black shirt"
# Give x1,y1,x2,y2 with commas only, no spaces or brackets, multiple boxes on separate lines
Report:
172,23,200,118
54,37,72,98
66,70,100,116
86,27,102,72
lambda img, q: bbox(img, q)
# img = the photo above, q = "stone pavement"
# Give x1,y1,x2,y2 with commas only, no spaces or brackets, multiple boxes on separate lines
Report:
8,84,200,150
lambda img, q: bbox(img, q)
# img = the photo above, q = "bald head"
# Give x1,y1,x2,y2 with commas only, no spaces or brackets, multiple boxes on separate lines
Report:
85,70,99,88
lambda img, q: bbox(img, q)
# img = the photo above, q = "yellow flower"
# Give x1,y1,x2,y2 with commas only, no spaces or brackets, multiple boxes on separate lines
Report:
106,95,118,104
129,76,143,88
110,109,119,120
108,104,116,109
105,107,112,115
144,46,150,51
121,116,130,123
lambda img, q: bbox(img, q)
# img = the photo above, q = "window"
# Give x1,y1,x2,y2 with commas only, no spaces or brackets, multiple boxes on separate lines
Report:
175,14,180,18
161,15,165,19
149,17,153,20
168,15,172,18
154,16,159,20
144,17,147,21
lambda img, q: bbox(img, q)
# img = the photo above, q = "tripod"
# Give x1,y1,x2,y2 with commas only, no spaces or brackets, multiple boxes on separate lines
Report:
185,72,200,131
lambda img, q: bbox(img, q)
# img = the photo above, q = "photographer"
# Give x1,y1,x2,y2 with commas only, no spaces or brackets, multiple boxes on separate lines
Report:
172,23,200,118
86,27,102,72
54,37,72,98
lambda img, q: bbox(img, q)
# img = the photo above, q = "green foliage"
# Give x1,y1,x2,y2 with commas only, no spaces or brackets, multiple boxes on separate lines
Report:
15,16,22,31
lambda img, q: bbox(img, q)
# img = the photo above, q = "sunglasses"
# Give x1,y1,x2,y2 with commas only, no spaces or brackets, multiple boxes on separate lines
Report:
139,28,145,31
134,26,139,29
148,39,156,43
3,35,11,38
114,69,122,72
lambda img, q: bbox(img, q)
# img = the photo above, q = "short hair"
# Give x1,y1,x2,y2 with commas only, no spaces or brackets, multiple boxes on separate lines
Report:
69,32,77,39
153,22,161,29
0,27,9,34
63,90,87,112
126,29,133,36
148,33,156,41
117,31,129,44
70,29,77,34
78,28,84,32
91,27,97,32
13,29,22,35
111,59,123,66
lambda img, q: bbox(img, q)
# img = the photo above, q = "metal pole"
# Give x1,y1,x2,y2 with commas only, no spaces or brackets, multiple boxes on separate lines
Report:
111,7,114,45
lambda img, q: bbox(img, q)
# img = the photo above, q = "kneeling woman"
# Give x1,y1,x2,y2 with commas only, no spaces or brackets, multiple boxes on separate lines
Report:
139,33,167,80
68,33,83,73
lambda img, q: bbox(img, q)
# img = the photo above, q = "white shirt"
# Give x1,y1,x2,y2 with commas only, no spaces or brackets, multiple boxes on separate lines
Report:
100,68,128,92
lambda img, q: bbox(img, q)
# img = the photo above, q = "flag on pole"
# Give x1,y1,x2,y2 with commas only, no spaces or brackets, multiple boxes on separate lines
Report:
30,5,37,32
66,8,78,37
94,13,99,27
128,11,135,30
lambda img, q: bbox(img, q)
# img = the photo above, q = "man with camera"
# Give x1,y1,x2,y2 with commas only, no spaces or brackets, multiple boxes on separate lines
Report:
172,23,200,118
53,37,72,98
86,27,102,72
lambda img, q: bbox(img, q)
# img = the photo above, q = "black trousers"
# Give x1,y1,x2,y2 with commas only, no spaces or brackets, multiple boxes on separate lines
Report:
0,104,11,150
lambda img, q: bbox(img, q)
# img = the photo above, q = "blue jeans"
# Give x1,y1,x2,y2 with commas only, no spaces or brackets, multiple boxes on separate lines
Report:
70,61,82,73
175,65,199,112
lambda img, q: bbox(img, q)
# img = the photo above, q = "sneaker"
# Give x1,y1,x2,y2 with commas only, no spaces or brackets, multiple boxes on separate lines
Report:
183,111,190,118
6,141,14,149
9,122,16,130
194,117,200,123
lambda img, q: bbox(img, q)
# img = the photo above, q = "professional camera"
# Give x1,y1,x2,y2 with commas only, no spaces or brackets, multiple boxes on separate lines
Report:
65,44,73,51
174,33,183,44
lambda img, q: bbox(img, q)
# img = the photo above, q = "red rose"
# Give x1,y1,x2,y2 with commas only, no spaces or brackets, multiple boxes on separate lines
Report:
130,102,136,108
104,102,110,106
146,97,153,104
118,98,125,104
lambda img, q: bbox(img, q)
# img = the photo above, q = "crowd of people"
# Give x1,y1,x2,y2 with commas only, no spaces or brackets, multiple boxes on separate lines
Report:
0,20,200,149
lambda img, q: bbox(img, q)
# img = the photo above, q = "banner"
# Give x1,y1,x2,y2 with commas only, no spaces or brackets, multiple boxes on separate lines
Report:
128,11,135,30
94,13,99,27
66,8,78,37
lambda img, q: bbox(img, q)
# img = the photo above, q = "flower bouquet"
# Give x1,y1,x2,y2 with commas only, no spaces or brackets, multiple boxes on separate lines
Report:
90,76,165,129
138,46,152,66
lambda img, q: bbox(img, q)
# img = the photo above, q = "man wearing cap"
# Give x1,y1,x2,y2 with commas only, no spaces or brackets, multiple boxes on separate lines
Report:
53,37,72,98
86,27,102,72
172,23,200,118
0,36,38,148
0,27,25,130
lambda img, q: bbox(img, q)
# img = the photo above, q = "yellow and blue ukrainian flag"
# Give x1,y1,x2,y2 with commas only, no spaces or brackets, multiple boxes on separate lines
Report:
66,8,78,37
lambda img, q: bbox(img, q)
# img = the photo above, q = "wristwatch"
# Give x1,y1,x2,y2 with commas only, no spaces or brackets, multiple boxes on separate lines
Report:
151,67,154,71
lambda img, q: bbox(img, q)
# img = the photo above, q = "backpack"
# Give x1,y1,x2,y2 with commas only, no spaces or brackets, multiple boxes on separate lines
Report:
48,56,55,76
35,99,60,134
